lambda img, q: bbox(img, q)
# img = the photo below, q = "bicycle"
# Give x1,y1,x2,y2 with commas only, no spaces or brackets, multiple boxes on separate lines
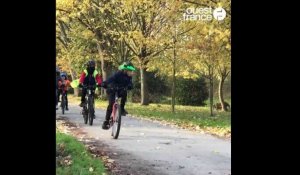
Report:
60,84,67,114
81,85,96,126
107,87,127,139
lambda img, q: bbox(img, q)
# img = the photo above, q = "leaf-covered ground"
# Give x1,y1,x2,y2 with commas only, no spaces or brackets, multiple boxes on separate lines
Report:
56,131,107,175
69,96,231,138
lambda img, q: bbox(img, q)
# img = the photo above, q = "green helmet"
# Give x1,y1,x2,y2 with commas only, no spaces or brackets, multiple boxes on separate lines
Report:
118,61,136,71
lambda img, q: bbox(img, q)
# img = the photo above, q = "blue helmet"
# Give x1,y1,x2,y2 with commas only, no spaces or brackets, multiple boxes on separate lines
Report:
60,72,68,79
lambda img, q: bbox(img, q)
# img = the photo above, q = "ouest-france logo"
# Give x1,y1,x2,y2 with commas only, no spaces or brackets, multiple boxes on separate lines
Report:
183,7,226,21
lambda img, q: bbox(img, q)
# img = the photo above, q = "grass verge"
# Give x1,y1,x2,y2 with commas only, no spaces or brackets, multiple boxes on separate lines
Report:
56,132,107,175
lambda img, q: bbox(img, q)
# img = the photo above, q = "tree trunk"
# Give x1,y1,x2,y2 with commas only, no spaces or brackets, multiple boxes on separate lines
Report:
171,60,176,113
218,69,230,112
140,66,149,105
73,88,79,97
100,57,107,98
68,67,76,81
208,66,214,116
97,42,107,98
67,65,79,96
139,44,149,105
218,76,226,111
209,77,214,116
171,39,176,113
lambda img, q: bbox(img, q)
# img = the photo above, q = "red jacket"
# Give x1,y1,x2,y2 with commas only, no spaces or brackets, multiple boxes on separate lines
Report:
79,70,102,85
58,79,71,91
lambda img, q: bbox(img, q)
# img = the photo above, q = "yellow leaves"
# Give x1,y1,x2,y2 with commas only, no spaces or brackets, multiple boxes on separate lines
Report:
218,31,225,39
222,37,229,43
128,30,144,40
225,44,231,50
181,70,199,79
214,36,220,43
82,30,94,39
59,16,69,23
56,0,74,11
217,2,224,8
224,29,230,36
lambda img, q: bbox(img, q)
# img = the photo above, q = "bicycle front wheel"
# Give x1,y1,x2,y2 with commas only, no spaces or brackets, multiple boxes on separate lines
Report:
88,96,94,126
83,107,88,124
112,105,122,139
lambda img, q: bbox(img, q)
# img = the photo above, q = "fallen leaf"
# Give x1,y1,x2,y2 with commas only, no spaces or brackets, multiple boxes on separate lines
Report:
67,160,72,166
107,159,114,163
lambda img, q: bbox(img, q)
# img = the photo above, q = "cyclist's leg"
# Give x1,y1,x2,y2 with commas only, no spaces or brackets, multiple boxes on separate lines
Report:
91,89,96,118
120,90,128,115
105,92,115,121
65,91,69,110
58,90,61,102
56,89,58,109
60,89,64,106
80,88,87,107
102,91,115,129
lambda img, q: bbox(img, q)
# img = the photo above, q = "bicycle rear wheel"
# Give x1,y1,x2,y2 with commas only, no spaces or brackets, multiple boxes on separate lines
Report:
112,104,122,139
83,108,88,124
88,96,94,126
61,95,65,114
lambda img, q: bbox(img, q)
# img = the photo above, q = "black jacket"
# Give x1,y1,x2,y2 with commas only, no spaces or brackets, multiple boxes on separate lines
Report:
104,71,133,89
56,76,61,89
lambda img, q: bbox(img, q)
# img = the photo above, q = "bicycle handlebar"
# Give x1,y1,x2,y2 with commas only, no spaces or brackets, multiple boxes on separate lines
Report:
106,86,127,91
80,84,98,89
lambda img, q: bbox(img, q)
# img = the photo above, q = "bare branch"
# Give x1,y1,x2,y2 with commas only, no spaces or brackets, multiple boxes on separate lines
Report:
57,37,68,50
150,44,172,58
56,8,71,13
123,38,139,56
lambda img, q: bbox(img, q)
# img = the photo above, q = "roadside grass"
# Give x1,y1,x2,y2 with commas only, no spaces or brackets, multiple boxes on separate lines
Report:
56,132,107,175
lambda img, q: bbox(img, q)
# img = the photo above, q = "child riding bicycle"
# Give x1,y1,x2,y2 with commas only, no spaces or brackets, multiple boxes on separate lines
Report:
56,67,61,110
101,61,136,130
58,72,71,111
78,60,102,112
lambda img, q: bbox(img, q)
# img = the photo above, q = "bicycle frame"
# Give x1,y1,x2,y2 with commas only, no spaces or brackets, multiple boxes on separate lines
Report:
82,85,96,125
61,89,66,98
60,85,67,114
82,85,96,105
109,87,127,139
111,91,120,122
